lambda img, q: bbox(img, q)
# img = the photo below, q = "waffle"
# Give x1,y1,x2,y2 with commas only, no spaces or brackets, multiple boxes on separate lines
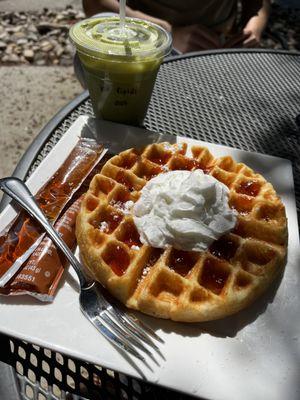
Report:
76,142,288,322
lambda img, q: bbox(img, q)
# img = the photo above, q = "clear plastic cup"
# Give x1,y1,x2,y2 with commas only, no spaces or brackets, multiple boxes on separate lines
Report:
70,17,172,126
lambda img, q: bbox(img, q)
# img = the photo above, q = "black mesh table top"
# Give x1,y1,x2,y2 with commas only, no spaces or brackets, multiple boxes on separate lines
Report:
1,49,300,400
22,49,300,214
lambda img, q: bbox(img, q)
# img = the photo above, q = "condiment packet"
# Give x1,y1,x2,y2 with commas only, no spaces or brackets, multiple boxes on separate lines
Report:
0,138,105,288
0,196,83,301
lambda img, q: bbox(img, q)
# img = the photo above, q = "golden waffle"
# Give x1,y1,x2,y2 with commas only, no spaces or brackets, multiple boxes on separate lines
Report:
76,142,288,322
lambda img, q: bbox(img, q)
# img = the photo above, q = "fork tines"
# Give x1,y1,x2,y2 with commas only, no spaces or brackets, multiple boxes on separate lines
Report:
86,285,164,362
102,305,163,361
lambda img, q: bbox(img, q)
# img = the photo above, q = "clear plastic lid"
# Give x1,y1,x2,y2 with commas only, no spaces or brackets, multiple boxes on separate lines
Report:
69,17,172,61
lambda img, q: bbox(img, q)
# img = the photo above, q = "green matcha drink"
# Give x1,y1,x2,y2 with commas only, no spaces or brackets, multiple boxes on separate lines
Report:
70,17,172,125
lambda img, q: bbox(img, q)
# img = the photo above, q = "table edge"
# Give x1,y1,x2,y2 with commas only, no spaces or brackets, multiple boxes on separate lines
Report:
164,48,300,63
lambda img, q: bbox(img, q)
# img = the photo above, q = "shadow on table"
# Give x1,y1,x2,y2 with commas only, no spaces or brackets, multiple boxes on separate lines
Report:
81,117,177,154
0,294,48,306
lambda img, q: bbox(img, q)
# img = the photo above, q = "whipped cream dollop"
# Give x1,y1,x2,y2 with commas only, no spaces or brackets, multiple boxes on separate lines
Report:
133,170,237,251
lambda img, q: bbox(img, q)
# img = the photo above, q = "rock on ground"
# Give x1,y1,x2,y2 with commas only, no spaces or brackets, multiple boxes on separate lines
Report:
0,66,82,178
0,8,85,66
0,0,81,12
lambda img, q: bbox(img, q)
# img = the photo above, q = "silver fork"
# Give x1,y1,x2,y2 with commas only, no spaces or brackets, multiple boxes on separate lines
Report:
0,177,163,361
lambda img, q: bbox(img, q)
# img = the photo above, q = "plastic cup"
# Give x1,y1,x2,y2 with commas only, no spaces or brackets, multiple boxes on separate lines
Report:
70,17,172,126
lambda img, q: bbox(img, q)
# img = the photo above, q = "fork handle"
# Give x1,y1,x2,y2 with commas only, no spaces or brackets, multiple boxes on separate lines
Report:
0,177,93,289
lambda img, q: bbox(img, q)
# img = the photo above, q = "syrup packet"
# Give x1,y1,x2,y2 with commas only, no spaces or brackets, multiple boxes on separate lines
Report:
0,138,105,290
0,196,82,301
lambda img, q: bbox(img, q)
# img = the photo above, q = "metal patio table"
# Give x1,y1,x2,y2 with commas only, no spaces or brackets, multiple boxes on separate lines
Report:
0,49,300,400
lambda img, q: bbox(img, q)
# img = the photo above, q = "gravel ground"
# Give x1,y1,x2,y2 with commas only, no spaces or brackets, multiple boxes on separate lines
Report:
0,66,82,178
0,4,299,67
265,4,300,51
0,7,84,66
0,0,81,12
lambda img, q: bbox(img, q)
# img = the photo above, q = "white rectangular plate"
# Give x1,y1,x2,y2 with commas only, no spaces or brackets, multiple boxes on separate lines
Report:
0,116,299,400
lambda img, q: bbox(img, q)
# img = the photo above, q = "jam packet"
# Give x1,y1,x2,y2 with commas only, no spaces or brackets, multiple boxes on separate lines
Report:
1,196,82,301
0,138,105,291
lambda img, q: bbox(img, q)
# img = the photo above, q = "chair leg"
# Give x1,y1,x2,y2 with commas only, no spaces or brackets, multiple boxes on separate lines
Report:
0,333,13,365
